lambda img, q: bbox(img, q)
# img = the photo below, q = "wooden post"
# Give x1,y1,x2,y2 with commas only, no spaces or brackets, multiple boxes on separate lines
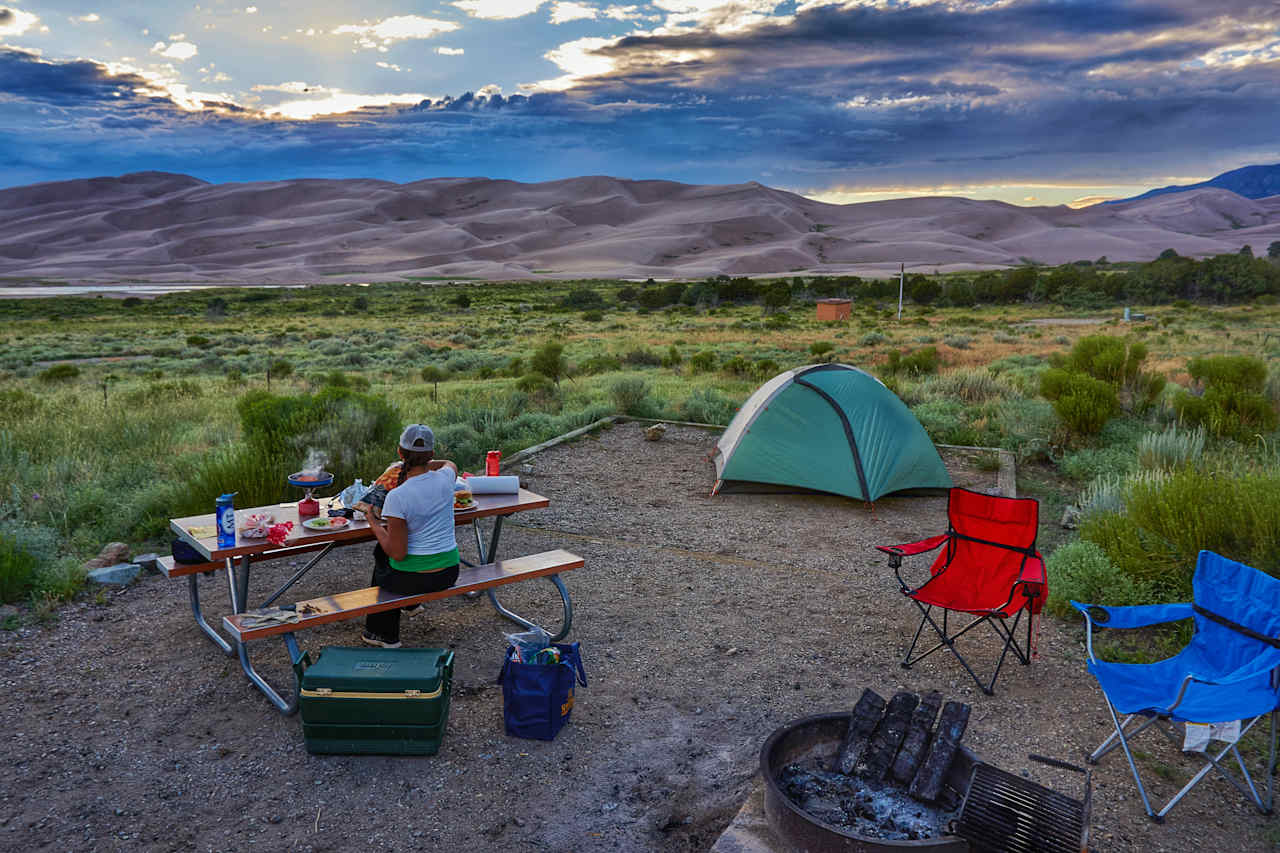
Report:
837,688,886,775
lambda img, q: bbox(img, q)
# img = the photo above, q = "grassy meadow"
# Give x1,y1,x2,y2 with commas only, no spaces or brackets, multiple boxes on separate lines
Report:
2,276,1279,646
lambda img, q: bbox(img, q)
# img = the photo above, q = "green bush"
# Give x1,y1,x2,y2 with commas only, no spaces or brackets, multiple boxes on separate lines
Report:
918,368,1013,403
623,348,662,367
1045,539,1150,618
678,388,737,425
860,331,888,346
0,533,37,603
1081,468,1280,599
0,389,43,420
942,336,972,350
882,346,940,378
1174,356,1278,440
578,355,622,375
609,377,659,417
37,363,80,383
912,399,983,446
688,351,717,373
661,345,682,368
1061,445,1137,483
516,373,555,395
581,309,604,322
1040,368,1118,436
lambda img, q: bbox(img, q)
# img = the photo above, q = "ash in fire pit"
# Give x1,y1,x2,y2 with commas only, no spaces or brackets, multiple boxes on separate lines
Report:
778,757,955,840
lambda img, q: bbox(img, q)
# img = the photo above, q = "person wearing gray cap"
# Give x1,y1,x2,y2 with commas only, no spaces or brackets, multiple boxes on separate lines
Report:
362,423,460,647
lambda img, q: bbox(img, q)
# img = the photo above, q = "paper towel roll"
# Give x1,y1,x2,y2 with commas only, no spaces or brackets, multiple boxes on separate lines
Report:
465,475,520,494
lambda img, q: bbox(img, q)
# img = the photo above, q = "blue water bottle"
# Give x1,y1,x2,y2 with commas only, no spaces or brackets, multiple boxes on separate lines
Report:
215,492,237,548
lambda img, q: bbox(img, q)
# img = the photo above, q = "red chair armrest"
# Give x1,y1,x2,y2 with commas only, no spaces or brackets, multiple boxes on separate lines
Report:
876,533,949,557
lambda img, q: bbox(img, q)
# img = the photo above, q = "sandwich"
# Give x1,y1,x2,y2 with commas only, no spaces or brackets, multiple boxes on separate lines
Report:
453,489,475,510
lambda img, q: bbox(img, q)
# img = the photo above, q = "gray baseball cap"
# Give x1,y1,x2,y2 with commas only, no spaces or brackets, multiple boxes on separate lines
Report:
399,423,435,452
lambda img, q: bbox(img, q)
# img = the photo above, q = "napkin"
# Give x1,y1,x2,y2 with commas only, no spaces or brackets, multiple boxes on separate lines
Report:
465,475,520,495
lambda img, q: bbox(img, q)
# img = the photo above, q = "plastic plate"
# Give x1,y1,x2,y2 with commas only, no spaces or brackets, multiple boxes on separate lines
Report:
302,516,350,530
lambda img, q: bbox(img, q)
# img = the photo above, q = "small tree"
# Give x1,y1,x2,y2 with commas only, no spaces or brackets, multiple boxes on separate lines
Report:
530,342,567,386
421,365,449,402
762,281,791,314
1269,240,1280,259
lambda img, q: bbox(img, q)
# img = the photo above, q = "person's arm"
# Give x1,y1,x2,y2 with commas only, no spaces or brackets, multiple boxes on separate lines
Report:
369,514,409,561
427,459,458,476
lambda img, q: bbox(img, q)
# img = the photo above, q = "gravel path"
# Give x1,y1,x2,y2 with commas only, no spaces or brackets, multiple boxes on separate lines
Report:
2,422,1273,851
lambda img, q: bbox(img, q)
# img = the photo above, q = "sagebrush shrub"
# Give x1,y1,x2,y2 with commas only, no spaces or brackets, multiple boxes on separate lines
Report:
1045,539,1150,618
883,346,939,378
37,363,79,383
609,377,653,416
919,368,1012,403
1137,425,1205,471
678,388,737,425
688,351,717,373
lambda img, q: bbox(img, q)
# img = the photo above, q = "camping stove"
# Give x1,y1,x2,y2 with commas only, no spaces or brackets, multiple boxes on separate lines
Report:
288,470,334,518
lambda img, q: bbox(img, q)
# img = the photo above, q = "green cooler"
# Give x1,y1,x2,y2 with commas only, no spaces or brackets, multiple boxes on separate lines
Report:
297,646,453,755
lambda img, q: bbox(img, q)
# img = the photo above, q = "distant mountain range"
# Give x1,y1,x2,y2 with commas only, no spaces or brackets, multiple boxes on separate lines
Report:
1109,163,1280,204
1,171,1278,283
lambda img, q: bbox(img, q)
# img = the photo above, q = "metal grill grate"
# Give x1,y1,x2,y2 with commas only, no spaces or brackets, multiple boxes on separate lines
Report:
952,760,1090,853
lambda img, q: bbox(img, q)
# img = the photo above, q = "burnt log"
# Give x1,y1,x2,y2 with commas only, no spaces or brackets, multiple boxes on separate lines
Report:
837,688,886,775
859,691,919,779
890,691,942,786
908,700,971,803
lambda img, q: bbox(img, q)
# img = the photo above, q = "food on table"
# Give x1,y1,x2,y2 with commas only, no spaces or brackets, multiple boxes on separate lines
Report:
453,489,475,510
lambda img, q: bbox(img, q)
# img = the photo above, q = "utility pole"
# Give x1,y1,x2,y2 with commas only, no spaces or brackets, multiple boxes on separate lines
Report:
898,262,904,320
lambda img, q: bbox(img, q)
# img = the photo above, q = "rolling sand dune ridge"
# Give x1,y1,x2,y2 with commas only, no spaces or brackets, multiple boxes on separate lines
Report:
1,171,1278,283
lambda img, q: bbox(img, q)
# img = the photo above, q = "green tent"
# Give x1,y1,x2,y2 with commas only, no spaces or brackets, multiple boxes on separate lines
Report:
712,363,952,501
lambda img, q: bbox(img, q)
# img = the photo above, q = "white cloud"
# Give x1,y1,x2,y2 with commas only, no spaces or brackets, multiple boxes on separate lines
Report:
73,13,101,23
533,36,619,90
151,40,199,61
333,15,459,50
0,8,40,37
168,32,186,40
603,5,652,20
266,91,431,120
550,1,597,23
435,46,464,55
452,0,545,20
244,5,258,12
376,60,408,71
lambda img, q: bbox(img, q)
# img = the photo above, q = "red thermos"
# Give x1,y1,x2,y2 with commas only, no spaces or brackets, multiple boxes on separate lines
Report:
486,450,501,476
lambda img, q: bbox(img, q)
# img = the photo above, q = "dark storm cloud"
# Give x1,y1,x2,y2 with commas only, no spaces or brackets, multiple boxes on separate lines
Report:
0,1,1278,191
0,48,159,105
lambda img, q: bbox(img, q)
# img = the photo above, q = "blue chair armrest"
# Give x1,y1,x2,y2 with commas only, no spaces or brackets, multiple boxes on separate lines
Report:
1071,601,1193,629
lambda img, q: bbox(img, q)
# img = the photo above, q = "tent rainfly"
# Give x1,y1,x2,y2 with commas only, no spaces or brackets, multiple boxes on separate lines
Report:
712,363,952,502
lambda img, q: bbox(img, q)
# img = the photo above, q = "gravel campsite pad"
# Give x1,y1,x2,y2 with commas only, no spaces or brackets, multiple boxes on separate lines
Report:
3,422,1275,851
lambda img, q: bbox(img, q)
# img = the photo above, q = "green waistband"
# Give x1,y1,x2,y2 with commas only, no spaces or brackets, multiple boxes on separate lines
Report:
390,547,460,573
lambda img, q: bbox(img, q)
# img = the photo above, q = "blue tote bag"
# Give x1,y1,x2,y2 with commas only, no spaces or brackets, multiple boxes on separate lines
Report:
496,642,587,740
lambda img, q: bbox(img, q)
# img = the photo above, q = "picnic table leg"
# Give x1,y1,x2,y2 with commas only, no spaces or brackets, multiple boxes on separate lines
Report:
225,554,252,614
187,573,233,656
235,631,303,715
487,573,573,643
465,514,507,598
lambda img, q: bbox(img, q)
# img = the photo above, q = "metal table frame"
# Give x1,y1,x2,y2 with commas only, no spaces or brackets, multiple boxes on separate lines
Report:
170,491,571,714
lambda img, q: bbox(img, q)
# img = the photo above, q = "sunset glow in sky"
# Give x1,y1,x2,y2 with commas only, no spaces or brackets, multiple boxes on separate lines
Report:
2,0,1279,205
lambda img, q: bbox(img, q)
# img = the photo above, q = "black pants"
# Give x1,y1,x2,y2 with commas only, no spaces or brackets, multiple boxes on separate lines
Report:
364,544,460,642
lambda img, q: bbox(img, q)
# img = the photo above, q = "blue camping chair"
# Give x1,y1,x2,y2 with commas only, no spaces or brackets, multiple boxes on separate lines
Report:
1072,550,1280,821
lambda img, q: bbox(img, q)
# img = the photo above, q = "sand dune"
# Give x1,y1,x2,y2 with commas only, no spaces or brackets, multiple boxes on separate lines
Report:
0,172,1276,283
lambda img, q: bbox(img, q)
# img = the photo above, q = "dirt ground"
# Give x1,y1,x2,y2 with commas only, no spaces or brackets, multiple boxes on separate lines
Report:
3,422,1276,852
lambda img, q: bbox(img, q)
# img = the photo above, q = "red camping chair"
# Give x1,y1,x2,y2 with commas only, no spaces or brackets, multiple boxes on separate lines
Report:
877,488,1046,695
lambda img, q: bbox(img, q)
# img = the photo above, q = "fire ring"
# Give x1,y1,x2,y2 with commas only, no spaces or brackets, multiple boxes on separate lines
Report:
759,712,975,852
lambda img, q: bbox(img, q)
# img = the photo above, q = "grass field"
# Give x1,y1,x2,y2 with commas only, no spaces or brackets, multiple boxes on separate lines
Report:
2,279,1278,631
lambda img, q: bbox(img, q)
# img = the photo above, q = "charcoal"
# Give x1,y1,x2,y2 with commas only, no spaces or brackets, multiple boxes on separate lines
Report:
859,691,919,779
837,688,886,775
908,700,970,803
890,691,942,785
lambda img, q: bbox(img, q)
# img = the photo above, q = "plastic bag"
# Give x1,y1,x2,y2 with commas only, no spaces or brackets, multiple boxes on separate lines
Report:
505,626,552,663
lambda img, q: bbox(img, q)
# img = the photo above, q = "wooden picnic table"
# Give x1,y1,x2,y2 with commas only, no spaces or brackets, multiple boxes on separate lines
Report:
165,488,566,713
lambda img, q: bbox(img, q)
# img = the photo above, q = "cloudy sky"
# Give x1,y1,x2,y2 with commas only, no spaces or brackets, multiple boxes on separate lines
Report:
1,0,1278,205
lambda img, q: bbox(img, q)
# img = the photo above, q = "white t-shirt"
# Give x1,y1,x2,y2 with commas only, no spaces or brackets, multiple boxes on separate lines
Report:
380,467,457,556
